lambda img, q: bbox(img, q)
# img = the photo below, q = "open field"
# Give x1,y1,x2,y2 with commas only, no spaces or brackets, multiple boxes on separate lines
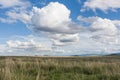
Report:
0,56,120,80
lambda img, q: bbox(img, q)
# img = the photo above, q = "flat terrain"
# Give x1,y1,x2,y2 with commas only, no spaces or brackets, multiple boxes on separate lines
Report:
0,56,120,80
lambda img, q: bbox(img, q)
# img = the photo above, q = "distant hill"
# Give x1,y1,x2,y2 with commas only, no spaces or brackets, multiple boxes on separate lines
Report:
106,53,120,56
71,53,120,57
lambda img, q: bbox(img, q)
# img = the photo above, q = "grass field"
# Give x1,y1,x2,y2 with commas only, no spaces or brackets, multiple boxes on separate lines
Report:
0,56,120,80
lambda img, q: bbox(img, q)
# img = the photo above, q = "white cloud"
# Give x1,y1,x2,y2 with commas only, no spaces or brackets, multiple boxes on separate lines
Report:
6,35,52,51
0,17,16,23
0,10,32,24
112,20,120,27
30,2,81,34
82,0,120,12
0,0,32,24
90,18,118,33
0,45,6,53
0,0,31,8
78,16,120,45
6,10,32,24
78,16,120,29
76,16,120,54
6,39,51,51
0,35,53,56
50,34,79,46
90,18,119,45
28,2,83,45
77,16,99,23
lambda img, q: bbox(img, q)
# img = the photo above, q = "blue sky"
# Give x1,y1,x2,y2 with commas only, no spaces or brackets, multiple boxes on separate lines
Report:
0,0,120,56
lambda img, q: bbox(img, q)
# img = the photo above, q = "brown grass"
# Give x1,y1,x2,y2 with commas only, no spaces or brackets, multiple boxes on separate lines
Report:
0,56,120,80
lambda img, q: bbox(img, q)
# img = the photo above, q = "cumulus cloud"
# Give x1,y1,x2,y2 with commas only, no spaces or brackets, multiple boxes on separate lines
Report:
78,16,120,45
90,18,118,33
28,2,83,45
78,16,120,29
81,0,120,12
90,18,119,45
30,2,82,34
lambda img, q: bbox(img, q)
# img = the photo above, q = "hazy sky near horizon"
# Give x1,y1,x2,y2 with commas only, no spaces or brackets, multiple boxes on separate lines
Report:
0,0,120,56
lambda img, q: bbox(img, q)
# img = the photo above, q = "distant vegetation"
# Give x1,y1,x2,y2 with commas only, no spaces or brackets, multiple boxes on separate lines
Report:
0,56,120,80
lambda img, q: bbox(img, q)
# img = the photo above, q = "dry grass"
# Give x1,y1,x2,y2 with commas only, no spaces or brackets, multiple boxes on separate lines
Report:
0,56,120,80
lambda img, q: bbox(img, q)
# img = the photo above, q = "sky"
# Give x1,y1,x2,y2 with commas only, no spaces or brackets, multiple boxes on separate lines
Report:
0,0,120,56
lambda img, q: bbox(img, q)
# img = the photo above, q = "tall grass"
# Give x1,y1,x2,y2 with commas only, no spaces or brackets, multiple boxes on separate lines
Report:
0,56,120,80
